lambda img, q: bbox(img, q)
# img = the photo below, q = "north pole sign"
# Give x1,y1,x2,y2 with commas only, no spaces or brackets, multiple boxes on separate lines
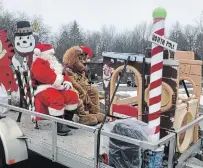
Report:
149,33,178,52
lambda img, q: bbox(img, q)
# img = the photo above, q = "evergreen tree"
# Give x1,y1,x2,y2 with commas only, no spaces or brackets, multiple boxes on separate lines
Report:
69,20,83,46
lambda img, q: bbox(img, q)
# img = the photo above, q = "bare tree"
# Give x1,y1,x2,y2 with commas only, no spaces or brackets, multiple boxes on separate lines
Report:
183,24,198,51
2,3,203,64
84,30,101,56
31,15,51,43
0,10,18,42
169,21,188,50
99,25,116,52
0,0,3,11
54,25,72,61
53,21,85,61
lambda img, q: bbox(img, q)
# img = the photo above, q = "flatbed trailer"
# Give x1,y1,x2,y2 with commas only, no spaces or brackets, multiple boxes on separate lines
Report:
0,103,203,168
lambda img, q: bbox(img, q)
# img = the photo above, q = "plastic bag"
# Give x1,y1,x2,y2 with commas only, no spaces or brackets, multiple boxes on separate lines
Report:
100,121,117,155
0,84,8,114
101,118,149,168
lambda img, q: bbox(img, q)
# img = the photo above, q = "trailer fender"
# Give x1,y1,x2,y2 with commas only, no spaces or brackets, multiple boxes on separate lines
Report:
0,117,28,165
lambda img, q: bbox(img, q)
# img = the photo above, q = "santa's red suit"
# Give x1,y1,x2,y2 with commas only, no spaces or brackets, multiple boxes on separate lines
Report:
31,43,79,118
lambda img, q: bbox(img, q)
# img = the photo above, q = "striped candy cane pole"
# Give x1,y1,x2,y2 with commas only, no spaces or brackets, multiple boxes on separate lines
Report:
27,70,35,111
20,66,27,103
13,71,19,89
24,65,36,122
22,58,30,107
148,8,167,142
7,89,11,105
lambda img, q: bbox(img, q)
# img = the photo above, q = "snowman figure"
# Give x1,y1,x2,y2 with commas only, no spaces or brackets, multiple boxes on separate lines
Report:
12,21,36,71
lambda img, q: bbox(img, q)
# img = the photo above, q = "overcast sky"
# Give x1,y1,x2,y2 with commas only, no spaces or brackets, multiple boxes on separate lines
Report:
2,0,203,33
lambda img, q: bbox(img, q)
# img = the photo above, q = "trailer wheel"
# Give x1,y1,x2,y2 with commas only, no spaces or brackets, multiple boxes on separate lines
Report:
0,138,5,168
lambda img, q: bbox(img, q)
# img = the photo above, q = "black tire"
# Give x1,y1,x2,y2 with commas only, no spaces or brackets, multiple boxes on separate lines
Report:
0,138,5,168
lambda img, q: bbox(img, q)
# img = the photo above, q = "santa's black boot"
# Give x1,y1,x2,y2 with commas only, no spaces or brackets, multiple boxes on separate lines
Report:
56,116,71,136
64,110,78,129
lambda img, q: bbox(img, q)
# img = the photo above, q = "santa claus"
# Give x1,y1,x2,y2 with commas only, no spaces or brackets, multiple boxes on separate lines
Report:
31,43,79,136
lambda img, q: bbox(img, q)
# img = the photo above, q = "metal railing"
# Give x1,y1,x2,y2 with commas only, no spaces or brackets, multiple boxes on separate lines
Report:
0,102,203,168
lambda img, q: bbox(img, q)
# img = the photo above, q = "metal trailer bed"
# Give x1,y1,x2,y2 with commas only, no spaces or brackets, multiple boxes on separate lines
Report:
0,102,203,168
6,112,96,168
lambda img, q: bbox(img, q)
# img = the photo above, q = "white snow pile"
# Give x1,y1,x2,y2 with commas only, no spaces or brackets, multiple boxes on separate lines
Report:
116,91,137,97
200,96,203,106
99,91,137,105
115,83,128,87
93,82,128,87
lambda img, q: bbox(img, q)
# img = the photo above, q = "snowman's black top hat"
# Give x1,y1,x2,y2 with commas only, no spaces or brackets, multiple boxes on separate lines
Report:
15,21,33,36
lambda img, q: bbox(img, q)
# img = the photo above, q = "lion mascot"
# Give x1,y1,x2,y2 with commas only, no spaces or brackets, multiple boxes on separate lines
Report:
63,46,104,126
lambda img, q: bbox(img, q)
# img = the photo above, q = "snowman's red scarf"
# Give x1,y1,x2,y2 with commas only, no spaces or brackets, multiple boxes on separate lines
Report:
16,51,33,57
16,50,34,69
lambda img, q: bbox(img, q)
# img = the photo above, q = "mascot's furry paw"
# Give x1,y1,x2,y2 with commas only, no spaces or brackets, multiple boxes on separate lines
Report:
94,113,105,123
79,114,98,126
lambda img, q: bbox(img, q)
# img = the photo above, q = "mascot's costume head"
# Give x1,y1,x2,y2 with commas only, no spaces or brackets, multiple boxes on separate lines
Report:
63,46,92,72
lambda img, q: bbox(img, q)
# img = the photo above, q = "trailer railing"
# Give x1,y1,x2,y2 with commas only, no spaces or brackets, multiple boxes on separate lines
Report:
0,102,203,168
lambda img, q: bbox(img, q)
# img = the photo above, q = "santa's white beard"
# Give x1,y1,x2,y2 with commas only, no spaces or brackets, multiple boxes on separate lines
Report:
40,54,63,75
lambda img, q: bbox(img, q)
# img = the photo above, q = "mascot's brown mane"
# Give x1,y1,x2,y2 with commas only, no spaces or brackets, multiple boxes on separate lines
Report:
63,46,86,72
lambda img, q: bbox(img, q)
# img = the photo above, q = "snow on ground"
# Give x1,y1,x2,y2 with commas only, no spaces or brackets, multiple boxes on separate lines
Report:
99,91,137,105
99,88,203,107
92,82,102,87
116,91,137,97
179,88,193,91
113,90,203,107
200,96,203,106
93,83,127,87
115,83,127,87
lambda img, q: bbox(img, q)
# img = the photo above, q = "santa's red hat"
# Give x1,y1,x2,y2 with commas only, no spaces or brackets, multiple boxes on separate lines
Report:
34,43,55,56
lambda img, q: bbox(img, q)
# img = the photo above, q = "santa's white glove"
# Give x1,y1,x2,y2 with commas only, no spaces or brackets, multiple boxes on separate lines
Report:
63,81,73,90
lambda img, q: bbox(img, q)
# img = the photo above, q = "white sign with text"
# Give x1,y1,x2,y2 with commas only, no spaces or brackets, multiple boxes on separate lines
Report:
149,33,178,52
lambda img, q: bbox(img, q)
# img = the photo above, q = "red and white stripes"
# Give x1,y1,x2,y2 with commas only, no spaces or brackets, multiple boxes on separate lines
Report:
21,57,35,111
148,18,165,142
